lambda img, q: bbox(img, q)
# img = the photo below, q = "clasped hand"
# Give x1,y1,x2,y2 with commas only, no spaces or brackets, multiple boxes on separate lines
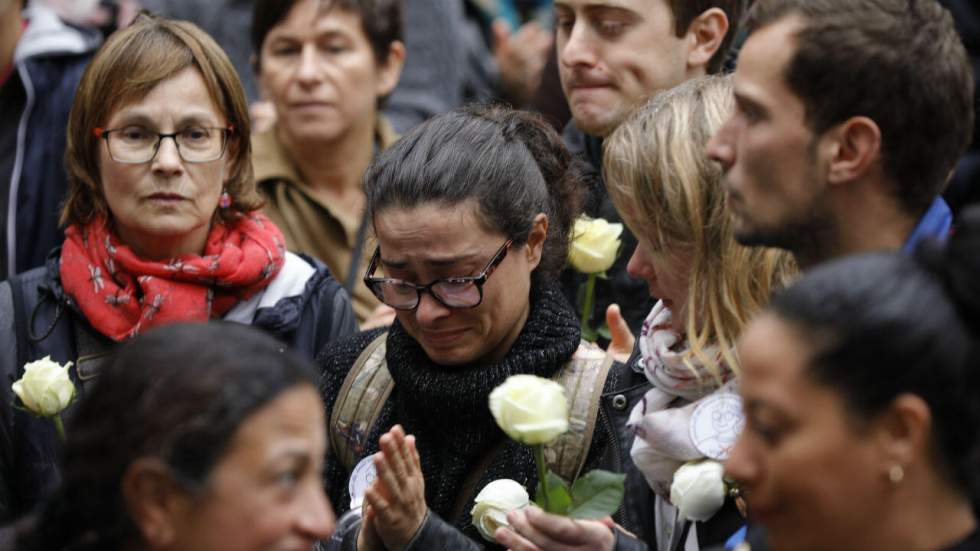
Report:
357,425,428,551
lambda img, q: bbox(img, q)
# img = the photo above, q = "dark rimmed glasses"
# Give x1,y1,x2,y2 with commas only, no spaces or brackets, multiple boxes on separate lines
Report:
94,125,235,164
364,240,513,310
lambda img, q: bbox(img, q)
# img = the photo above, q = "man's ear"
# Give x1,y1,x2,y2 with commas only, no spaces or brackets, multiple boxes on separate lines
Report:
376,41,406,98
824,116,882,187
122,458,191,549
685,8,729,71
871,393,931,484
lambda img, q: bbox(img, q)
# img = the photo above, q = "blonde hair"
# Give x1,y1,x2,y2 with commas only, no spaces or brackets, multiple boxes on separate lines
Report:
604,75,797,380
62,13,262,227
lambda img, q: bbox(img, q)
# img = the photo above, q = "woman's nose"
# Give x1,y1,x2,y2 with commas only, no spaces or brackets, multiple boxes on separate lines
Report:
295,481,335,541
626,244,652,281
150,137,184,174
724,433,758,489
414,291,451,326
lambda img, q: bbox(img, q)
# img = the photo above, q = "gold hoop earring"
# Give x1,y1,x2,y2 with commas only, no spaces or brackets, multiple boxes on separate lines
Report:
888,464,904,484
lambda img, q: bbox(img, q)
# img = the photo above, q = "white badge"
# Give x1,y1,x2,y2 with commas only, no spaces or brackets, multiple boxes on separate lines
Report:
348,455,378,510
689,392,744,460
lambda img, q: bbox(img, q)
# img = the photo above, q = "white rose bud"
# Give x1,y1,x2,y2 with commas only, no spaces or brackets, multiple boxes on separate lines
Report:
568,217,623,274
12,356,76,417
670,460,726,522
489,374,569,445
471,479,530,542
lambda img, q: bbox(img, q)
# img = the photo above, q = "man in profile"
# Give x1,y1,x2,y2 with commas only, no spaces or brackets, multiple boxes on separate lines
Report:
708,0,974,270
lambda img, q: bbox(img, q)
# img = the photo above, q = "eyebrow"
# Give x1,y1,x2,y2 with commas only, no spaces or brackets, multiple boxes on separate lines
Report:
112,109,222,128
380,253,482,271
733,90,768,115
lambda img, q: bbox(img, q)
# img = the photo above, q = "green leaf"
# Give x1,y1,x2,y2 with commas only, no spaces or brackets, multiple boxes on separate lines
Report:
534,470,573,514
567,469,626,519
596,324,612,341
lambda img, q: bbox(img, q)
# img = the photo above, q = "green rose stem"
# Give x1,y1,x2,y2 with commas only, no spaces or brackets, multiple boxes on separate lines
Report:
53,415,66,442
533,444,551,512
579,273,597,338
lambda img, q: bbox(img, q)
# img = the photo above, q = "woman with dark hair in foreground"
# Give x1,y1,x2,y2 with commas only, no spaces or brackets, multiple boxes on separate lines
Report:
726,208,980,551
3,322,335,551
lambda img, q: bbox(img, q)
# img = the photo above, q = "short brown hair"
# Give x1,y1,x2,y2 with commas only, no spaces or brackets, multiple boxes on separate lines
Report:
746,0,975,215
63,13,262,227
669,0,748,74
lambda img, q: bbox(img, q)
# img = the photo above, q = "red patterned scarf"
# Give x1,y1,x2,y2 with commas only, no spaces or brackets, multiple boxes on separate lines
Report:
60,213,286,341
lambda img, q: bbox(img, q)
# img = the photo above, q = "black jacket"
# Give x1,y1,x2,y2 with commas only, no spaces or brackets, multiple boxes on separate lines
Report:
0,251,356,521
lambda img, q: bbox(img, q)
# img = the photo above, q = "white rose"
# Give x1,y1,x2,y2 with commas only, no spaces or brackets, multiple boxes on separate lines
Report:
471,479,530,542
568,217,623,274
670,460,726,522
489,374,569,445
12,356,76,417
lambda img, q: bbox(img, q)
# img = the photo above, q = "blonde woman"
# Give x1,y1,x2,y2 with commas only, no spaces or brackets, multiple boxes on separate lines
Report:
499,76,795,551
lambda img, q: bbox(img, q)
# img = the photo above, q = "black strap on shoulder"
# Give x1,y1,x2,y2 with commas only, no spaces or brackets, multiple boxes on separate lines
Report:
7,275,29,376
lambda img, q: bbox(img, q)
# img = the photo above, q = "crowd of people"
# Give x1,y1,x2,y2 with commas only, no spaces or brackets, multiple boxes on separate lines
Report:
0,0,977,550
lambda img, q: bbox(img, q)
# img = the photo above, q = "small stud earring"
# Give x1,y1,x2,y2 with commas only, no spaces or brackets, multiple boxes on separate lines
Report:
219,190,231,209
888,464,904,484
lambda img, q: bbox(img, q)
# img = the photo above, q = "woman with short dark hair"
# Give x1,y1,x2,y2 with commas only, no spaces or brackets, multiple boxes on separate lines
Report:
250,0,405,326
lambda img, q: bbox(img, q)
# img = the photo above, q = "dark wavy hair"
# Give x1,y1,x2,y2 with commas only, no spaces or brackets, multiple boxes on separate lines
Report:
768,205,980,502
363,104,585,284
17,322,317,551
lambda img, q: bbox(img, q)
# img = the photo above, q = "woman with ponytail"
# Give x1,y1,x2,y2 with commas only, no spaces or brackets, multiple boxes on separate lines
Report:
726,206,980,551
317,105,649,550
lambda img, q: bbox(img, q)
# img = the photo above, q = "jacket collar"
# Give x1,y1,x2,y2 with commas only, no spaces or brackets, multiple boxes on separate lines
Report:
902,196,953,254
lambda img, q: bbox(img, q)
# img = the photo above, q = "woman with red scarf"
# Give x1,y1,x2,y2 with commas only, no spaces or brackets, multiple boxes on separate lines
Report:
0,14,356,522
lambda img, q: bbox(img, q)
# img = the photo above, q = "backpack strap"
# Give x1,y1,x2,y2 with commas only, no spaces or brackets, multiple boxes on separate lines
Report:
72,317,114,384
543,341,615,483
329,332,392,471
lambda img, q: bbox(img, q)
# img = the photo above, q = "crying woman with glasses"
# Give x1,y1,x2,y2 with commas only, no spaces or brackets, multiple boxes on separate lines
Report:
319,105,648,550
0,14,357,521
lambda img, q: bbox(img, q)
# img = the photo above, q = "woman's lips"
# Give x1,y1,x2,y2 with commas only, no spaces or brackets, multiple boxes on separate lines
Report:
146,192,186,202
420,328,468,348
289,101,332,111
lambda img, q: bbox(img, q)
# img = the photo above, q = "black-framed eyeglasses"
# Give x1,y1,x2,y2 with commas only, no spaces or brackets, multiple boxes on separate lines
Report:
363,240,513,311
93,125,235,164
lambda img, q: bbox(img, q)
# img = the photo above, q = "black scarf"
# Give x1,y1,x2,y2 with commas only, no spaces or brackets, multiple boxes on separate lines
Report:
382,283,580,539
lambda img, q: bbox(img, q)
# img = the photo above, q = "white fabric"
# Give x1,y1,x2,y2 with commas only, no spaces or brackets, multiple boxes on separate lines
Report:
628,301,733,497
223,252,315,324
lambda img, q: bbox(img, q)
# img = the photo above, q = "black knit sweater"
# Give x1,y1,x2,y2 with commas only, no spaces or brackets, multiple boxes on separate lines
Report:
318,284,612,546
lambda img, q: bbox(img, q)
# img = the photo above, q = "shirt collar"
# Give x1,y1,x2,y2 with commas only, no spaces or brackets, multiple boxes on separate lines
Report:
902,196,952,254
